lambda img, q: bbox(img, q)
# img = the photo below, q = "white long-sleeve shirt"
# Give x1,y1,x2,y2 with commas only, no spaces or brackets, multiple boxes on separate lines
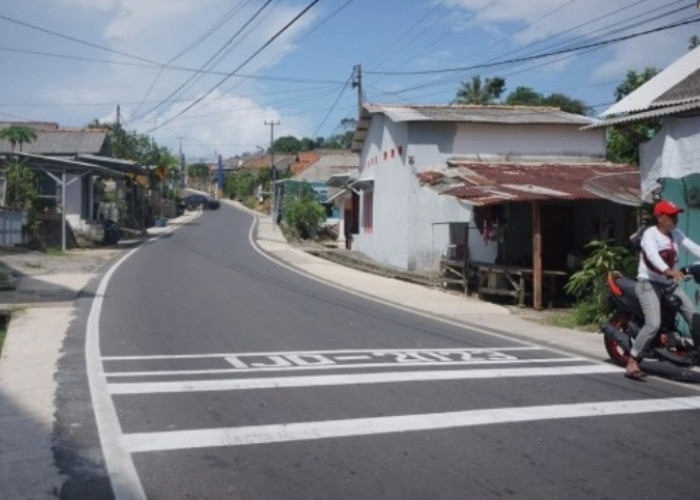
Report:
638,226,700,283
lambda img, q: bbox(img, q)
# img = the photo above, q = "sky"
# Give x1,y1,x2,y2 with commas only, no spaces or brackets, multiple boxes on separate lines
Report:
0,0,698,162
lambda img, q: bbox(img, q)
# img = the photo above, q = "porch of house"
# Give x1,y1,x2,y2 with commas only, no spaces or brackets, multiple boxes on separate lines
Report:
437,199,638,308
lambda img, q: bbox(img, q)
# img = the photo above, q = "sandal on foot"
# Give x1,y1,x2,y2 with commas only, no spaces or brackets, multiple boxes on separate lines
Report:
624,370,647,381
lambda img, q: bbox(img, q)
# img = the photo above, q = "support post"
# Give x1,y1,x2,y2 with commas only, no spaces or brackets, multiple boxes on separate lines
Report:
532,202,543,310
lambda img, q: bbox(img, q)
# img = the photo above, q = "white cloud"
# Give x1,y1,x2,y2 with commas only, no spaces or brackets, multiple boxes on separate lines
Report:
33,0,318,157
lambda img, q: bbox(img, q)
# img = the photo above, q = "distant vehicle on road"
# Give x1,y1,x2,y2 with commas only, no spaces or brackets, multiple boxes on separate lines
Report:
184,193,220,210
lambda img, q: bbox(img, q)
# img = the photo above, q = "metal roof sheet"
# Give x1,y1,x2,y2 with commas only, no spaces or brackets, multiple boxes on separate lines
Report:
0,129,108,155
365,103,597,126
76,154,147,176
418,161,639,206
601,46,700,117
584,100,700,129
7,152,123,178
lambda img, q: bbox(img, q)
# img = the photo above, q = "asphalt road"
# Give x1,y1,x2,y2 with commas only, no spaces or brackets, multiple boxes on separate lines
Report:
60,204,700,499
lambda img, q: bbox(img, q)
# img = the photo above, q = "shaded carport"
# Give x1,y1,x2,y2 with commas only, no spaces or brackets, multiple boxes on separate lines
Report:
6,151,124,252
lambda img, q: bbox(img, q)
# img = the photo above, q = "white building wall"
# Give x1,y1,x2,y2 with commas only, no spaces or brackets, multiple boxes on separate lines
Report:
354,116,607,272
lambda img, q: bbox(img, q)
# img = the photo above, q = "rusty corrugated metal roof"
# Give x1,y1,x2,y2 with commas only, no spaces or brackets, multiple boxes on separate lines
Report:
418,161,639,206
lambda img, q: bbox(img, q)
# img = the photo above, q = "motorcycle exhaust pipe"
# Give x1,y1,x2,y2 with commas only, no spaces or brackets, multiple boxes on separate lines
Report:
600,322,631,354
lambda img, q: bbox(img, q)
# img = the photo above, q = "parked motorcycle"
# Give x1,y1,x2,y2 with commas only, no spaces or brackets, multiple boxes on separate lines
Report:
102,218,122,246
600,263,700,368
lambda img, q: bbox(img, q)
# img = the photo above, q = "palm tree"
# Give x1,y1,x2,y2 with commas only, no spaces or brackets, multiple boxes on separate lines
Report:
453,76,506,105
0,124,37,152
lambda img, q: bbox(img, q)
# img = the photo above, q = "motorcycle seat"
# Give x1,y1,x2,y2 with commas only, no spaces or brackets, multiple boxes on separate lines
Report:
615,276,637,297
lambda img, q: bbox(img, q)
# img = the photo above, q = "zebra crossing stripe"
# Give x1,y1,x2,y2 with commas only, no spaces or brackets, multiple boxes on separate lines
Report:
121,396,700,453
108,364,620,395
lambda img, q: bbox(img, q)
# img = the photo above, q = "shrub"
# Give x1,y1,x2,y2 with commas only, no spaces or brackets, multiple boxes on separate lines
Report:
564,240,637,325
282,193,325,240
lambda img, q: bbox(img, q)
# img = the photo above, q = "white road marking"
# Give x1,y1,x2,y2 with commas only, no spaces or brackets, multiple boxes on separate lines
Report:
101,346,541,361
105,356,591,378
108,364,620,394
121,395,700,453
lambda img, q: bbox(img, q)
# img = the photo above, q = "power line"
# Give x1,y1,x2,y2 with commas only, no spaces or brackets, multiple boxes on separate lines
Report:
129,0,275,123
145,0,322,134
312,69,354,138
364,17,700,77
0,13,160,66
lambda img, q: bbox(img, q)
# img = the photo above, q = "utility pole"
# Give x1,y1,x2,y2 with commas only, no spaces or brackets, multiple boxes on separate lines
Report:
265,120,280,226
352,64,363,118
177,136,186,188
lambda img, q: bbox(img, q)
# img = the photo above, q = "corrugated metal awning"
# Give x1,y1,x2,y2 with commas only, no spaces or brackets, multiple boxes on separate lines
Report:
418,161,639,206
6,152,124,178
583,100,700,129
77,154,147,176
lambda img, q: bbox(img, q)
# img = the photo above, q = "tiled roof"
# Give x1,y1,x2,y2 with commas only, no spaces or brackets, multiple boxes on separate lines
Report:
292,150,359,182
418,161,639,206
238,153,294,170
289,152,321,175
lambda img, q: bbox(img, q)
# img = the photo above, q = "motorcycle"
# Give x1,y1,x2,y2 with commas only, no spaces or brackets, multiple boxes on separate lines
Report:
600,263,700,368
102,218,122,246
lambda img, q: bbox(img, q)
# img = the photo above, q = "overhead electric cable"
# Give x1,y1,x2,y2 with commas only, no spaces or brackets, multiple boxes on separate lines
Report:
129,0,274,123
145,0,322,134
0,13,160,66
311,70,354,138
365,17,700,76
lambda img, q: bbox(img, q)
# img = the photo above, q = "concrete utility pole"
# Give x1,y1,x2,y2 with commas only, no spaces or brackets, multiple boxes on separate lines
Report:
352,64,363,118
177,136,186,187
265,120,280,226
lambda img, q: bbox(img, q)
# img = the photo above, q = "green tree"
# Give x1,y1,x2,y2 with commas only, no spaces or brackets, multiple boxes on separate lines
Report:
186,162,211,189
505,86,589,115
3,158,38,210
87,120,177,167
453,75,506,104
540,93,589,115
606,68,660,164
504,86,543,106
0,124,37,152
272,136,303,153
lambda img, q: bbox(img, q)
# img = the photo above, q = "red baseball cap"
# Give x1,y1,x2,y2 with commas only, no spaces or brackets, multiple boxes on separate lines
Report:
653,200,684,216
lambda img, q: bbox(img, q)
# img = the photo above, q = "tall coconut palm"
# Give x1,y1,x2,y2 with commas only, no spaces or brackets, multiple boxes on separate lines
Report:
0,124,37,152
453,76,506,105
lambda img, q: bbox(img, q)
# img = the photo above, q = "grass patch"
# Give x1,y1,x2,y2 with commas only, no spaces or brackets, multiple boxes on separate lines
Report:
546,310,599,332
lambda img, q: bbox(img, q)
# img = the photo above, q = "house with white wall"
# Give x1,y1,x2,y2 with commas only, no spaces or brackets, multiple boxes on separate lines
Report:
594,46,700,305
344,104,638,307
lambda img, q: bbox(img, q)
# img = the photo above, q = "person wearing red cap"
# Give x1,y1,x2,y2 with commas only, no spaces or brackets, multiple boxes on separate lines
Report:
625,199,700,380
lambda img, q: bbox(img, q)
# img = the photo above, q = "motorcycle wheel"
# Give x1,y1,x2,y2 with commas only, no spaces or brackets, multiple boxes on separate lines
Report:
604,313,631,367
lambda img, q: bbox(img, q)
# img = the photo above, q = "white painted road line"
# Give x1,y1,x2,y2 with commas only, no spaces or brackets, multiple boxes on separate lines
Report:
104,356,591,378
108,364,620,394
101,346,541,361
121,395,700,453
